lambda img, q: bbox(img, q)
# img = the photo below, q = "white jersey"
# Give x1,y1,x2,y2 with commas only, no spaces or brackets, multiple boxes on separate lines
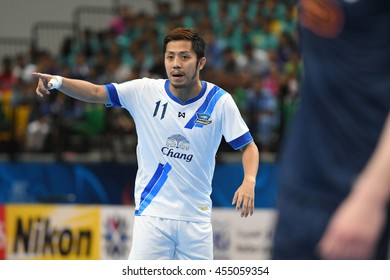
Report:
105,78,253,222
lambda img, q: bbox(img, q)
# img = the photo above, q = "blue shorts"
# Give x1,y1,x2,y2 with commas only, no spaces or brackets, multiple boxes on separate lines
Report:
129,215,213,260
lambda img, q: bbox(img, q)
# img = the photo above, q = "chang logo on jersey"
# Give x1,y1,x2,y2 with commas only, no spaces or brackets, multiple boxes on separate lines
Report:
194,112,212,126
161,134,193,162
166,134,190,150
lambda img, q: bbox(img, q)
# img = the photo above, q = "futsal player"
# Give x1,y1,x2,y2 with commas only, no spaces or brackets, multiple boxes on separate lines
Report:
273,0,390,259
33,27,259,260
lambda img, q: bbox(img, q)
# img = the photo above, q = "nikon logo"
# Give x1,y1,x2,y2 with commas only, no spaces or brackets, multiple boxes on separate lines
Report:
13,217,92,256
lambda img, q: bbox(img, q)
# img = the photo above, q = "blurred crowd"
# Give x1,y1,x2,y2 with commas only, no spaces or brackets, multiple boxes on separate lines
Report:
0,0,301,161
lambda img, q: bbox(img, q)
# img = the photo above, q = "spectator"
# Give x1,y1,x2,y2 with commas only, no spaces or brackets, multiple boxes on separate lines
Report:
237,43,270,77
244,77,278,151
109,5,133,36
0,57,16,92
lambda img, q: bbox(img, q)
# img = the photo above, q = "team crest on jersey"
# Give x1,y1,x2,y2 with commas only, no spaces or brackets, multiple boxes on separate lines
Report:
194,112,212,125
161,134,193,162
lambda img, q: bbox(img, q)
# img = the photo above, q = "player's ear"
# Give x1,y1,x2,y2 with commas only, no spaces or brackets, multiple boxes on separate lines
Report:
199,57,206,70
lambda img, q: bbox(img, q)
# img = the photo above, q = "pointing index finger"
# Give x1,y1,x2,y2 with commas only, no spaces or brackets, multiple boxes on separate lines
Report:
32,72,49,79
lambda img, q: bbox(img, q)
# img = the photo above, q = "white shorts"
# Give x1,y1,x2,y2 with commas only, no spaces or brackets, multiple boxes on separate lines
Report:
129,215,213,260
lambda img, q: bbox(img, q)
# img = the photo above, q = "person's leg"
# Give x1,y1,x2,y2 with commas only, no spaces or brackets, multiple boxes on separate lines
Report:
174,220,213,260
129,216,175,260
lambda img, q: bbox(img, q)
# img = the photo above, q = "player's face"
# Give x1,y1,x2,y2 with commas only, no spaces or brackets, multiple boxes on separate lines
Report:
164,40,204,90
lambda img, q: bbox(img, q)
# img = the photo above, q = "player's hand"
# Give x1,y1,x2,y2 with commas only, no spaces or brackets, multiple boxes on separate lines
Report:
317,191,386,259
32,72,58,97
232,181,255,218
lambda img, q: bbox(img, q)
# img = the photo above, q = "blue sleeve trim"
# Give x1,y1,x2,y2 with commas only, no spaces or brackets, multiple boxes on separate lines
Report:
228,131,253,150
104,85,113,107
104,84,121,107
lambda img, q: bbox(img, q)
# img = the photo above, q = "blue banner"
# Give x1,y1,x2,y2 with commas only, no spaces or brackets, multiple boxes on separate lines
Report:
0,162,278,208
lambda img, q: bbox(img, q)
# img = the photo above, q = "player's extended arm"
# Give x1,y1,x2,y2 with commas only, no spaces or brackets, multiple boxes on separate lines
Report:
318,112,390,259
232,141,259,218
33,72,109,104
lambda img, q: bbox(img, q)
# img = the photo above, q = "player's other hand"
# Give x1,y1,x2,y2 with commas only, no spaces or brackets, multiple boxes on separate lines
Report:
232,182,255,218
317,186,386,259
32,72,57,97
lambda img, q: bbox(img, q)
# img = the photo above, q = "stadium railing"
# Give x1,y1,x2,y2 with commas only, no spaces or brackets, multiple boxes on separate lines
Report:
0,37,31,62
31,21,76,58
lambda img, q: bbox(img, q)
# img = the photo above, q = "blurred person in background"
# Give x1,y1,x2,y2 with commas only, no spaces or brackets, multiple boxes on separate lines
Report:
273,0,390,259
236,43,270,77
109,4,133,36
0,57,16,92
33,27,259,260
243,76,278,152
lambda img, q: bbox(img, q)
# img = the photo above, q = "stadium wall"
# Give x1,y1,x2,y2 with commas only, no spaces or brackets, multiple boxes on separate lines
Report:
0,0,182,38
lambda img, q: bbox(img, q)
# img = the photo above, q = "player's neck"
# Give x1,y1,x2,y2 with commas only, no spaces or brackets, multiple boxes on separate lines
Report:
170,81,203,103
